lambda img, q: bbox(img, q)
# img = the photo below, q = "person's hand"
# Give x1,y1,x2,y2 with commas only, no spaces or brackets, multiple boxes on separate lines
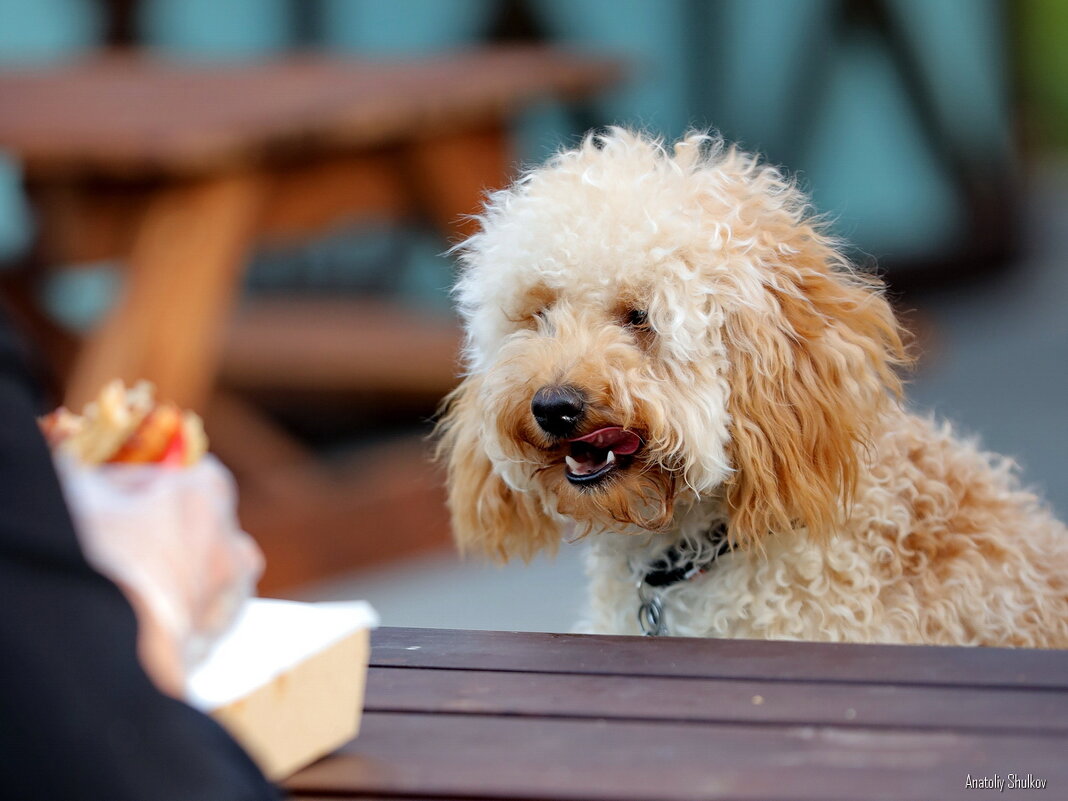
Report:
55,455,263,696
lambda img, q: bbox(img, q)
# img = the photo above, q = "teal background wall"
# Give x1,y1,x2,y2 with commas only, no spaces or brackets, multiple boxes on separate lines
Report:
0,0,1032,297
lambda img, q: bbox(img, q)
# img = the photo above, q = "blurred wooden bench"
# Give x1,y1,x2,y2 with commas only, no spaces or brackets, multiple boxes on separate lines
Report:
0,47,621,591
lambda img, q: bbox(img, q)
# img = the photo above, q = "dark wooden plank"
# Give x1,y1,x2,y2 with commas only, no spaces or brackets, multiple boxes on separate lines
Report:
290,798,508,801
290,798,499,801
364,665,1068,734
0,47,622,177
372,628,1068,690
287,712,1065,801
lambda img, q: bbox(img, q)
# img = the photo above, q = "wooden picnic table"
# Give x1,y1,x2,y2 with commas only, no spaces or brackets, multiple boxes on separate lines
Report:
0,46,622,590
0,46,621,412
286,627,1068,801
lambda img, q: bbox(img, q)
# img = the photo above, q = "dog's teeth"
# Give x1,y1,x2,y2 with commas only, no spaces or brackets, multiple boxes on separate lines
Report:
606,450,616,465
565,455,582,474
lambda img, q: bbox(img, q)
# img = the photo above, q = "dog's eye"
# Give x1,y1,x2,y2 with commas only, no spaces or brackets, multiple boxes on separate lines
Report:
625,309,649,328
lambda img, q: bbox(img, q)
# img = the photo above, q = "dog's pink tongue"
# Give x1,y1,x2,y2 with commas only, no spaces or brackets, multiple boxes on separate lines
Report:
569,427,642,455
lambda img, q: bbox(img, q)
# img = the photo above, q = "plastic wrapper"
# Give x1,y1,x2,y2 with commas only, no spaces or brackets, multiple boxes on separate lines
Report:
54,453,263,694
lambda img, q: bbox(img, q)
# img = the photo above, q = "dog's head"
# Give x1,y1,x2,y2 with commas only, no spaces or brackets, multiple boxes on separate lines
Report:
437,129,909,561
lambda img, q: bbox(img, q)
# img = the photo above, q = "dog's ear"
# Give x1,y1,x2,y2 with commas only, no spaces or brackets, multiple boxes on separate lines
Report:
724,223,910,547
435,376,560,563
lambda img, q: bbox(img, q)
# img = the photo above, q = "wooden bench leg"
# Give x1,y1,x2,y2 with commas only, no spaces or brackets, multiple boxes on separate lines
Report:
65,172,264,411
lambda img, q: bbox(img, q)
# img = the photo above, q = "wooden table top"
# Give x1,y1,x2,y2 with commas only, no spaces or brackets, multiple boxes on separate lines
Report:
286,627,1068,801
0,46,621,179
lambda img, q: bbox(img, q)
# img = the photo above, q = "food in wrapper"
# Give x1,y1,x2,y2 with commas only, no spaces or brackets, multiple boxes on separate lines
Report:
42,381,374,776
41,380,260,698
40,379,207,466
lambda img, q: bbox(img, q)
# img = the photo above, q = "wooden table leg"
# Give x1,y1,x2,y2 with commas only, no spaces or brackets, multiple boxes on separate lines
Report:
403,125,513,242
65,172,264,412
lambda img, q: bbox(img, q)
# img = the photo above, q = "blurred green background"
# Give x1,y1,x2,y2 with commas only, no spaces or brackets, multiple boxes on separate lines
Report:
3,0,1067,302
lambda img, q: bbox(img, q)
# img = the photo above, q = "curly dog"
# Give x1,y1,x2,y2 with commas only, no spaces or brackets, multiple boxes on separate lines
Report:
438,129,1068,646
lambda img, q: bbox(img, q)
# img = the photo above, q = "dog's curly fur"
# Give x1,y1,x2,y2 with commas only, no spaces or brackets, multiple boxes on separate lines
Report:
437,129,1068,647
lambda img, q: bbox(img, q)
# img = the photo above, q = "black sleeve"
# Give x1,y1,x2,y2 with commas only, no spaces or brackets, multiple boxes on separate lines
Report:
0,314,279,801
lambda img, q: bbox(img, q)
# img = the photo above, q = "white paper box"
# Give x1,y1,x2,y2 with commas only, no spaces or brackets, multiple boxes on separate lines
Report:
188,598,378,779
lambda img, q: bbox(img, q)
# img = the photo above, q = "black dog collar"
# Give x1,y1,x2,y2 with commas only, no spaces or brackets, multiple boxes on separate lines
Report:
638,521,730,636
641,521,731,588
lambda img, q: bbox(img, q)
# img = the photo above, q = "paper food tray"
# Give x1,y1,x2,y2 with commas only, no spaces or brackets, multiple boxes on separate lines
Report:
188,598,379,779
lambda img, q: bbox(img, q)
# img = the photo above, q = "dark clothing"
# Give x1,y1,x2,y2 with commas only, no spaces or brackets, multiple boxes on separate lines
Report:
0,314,277,801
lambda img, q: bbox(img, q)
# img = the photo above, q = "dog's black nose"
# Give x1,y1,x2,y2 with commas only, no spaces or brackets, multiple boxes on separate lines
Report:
531,385,586,437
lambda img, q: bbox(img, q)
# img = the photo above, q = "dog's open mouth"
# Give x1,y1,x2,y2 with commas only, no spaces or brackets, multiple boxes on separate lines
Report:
564,426,642,485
